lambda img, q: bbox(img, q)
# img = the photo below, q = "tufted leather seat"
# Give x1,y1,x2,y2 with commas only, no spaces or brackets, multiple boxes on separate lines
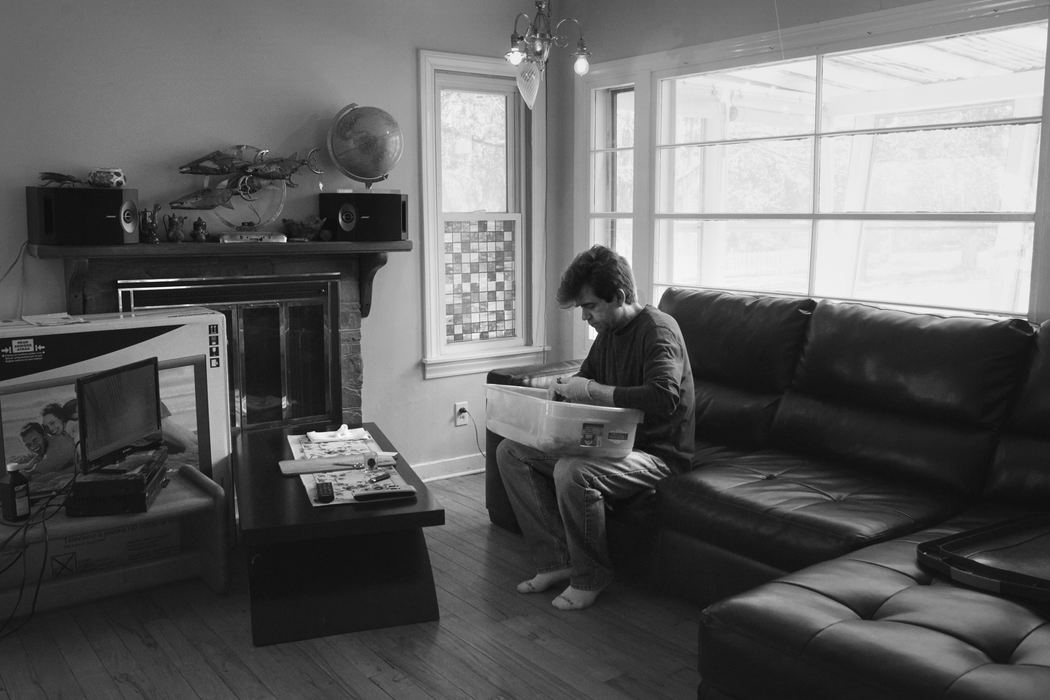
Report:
661,453,965,571
699,509,1050,699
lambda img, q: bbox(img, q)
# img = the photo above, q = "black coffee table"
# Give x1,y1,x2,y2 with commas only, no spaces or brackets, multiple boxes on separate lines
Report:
235,423,445,645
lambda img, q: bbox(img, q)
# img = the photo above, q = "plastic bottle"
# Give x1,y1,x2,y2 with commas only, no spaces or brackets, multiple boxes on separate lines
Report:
2,464,30,522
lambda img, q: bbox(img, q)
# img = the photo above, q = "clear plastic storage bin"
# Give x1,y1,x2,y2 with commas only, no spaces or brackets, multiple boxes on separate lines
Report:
485,385,644,458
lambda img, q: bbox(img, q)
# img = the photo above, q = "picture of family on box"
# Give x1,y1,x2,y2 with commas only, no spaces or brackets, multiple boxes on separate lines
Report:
2,364,201,499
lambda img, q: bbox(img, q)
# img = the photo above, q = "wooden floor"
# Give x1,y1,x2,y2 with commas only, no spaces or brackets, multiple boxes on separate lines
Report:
0,472,702,699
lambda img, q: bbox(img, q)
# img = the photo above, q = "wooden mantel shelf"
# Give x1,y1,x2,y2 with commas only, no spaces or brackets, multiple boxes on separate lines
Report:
28,240,412,317
28,241,411,259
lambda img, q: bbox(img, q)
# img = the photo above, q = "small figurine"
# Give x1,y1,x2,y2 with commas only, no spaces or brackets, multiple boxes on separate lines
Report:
140,204,162,244
191,216,208,242
163,213,187,242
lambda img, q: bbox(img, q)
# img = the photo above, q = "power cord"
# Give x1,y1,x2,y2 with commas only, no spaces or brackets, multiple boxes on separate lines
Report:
459,407,486,459
0,465,77,639
0,241,27,319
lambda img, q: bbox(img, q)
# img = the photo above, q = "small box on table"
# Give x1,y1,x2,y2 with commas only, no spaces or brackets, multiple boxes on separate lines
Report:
485,385,643,458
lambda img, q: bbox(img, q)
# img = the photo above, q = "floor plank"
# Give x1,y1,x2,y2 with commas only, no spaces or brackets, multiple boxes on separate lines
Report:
0,473,701,699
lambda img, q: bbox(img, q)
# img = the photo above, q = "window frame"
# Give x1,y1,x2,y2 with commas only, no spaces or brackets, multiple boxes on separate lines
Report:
574,0,1050,356
420,50,549,378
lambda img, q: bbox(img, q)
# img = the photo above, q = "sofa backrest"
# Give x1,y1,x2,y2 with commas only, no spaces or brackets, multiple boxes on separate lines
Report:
770,300,1035,495
658,288,816,449
985,320,1050,507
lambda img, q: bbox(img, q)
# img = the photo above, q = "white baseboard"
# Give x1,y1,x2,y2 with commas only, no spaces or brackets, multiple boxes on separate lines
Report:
415,452,486,482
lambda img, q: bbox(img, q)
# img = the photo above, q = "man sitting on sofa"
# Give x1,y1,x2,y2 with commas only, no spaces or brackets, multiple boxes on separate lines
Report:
496,245,695,610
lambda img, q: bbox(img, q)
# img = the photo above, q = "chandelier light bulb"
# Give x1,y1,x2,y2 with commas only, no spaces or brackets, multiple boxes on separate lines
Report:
505,47,525,66
573,39,591,76
573,53,590,76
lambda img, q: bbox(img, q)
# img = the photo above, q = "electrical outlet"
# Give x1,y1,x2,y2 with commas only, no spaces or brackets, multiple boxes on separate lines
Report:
454,401,469,427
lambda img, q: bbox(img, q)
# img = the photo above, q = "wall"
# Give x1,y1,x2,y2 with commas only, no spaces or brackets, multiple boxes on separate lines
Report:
0,0,524,476
0,0,940,477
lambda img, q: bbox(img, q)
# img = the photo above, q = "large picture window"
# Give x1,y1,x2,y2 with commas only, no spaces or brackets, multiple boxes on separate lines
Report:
654,21,1045,316
577,1,1050,329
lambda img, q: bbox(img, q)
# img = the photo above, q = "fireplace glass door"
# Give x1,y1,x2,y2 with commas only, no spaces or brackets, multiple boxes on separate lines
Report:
231,302,330,429
117,274,341,434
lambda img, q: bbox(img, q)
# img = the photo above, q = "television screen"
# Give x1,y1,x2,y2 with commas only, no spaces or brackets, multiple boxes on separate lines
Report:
76,357,162,472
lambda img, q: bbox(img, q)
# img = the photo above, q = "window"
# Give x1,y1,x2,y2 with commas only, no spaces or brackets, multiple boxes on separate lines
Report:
420,52,548,378
590,87,635,262
578,1,1050,323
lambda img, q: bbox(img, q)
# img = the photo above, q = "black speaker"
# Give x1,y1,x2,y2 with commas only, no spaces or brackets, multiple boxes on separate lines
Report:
318,192,407,242
26,186,139,246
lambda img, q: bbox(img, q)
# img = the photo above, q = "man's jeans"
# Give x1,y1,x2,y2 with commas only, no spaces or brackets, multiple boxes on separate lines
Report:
496,439,671,591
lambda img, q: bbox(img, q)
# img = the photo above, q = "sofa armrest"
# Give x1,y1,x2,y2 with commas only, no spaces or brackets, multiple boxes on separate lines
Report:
486,359,583,388
485,359,583,531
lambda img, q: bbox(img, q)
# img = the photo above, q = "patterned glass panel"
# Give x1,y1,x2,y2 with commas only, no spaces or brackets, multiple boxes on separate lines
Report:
443,218,517,343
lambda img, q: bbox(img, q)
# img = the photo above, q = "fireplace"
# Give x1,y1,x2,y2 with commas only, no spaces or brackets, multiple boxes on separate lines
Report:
28,240,412,433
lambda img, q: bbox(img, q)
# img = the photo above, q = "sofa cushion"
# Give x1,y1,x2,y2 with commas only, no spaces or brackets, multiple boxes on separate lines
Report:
986,320,1050,506
771,301,1035,494
660,451,963,570
658,288,815,449
698,506,1050,700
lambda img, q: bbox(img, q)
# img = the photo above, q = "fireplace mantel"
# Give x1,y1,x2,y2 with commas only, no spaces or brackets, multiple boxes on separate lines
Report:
29,241,411,317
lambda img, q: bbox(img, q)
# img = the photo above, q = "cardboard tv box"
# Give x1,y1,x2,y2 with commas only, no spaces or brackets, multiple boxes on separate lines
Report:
0,308,231,498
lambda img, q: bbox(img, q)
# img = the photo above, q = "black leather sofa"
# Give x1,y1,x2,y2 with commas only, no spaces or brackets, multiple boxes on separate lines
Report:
485,287,1050,698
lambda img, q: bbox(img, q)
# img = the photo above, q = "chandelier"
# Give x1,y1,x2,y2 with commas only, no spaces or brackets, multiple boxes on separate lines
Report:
504,0,591,109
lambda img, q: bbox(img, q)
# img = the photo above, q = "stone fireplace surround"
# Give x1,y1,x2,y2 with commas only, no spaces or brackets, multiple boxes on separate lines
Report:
28,241,411,427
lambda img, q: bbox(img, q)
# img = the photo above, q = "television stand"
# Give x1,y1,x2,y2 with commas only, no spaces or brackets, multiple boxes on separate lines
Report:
0,465,228,616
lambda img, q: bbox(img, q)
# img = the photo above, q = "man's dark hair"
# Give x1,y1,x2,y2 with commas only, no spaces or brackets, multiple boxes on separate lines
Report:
20,422,45,439
556,245,637,307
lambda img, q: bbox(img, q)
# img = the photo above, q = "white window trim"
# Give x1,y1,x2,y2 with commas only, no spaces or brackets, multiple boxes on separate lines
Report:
419,50,549,379
574,0,1050,351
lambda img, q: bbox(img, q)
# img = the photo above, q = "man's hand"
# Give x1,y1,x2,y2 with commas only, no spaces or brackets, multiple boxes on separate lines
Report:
551,376,593,403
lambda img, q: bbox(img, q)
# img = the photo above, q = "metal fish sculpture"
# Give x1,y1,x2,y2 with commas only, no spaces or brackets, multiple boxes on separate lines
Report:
170,187,236,210
243,148,323,187
177,145,268,176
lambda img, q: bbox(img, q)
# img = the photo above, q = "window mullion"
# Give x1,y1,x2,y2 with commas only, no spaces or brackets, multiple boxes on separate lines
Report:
809,53,824,297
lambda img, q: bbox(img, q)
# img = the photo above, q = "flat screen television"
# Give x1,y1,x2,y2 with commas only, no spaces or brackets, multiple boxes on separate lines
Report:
76,357,163,473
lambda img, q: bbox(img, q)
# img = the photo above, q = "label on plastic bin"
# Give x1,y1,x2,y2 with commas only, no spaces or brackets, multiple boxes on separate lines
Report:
608,431,629,442
580,423,603,447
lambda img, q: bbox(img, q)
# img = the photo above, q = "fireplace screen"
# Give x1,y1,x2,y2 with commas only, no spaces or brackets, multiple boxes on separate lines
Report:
117,274,340,433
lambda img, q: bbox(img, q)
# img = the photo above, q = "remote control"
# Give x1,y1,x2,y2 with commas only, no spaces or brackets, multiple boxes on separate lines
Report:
315,481,335,503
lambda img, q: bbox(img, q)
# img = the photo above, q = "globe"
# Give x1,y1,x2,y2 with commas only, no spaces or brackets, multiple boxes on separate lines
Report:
327,104,404,187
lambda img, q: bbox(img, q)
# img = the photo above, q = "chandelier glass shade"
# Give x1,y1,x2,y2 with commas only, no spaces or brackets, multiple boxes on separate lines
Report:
504,1,591,108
